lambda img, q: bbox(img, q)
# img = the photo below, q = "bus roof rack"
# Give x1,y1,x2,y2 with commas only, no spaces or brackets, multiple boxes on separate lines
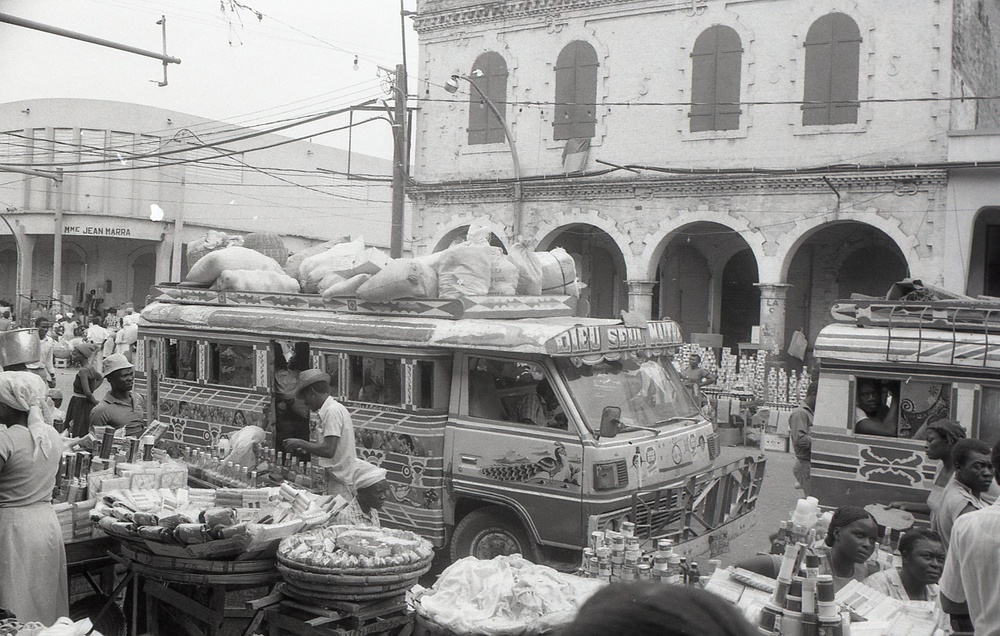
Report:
830,298,1000,334
150,283,578,320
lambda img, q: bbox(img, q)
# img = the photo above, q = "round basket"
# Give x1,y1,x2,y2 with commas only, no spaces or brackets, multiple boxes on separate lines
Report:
277,561,431,586
276,552,433,577
243,232,288,266
282,582,411,605
122,544,275,575
279,572,416,596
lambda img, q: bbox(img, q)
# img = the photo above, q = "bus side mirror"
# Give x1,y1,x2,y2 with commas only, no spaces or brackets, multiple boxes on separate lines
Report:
600,406,621,439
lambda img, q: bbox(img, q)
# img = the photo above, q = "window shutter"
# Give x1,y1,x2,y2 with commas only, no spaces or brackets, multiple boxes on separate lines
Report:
690,26,742,132
468,52,508,145
803,13,860,126
554,41,598,141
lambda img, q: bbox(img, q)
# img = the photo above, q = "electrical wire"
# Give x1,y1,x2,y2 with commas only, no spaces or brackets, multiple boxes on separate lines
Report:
414,94,1000,108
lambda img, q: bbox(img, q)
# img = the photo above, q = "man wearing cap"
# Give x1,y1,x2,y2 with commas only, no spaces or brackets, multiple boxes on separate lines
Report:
90,353,146,438
282,369,356,496
25,317,56,388
331,460,389,527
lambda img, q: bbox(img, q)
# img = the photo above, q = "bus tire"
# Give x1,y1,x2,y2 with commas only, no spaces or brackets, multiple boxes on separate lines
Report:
450,506,538,563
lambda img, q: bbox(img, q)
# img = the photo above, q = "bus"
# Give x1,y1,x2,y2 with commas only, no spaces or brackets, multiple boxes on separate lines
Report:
136,284,764,566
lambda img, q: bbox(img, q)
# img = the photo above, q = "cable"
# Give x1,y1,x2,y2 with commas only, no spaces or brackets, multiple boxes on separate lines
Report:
414,94,1000,108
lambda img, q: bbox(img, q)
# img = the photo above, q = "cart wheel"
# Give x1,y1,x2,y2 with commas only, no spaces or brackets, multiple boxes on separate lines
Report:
450,506,538,563
69,594,127,636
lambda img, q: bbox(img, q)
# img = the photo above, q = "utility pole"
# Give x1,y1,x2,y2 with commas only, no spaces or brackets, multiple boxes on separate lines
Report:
52,168,64,311
390,64,407,259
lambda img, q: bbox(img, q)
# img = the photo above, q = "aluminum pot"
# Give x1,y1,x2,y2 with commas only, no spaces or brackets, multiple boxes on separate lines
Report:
0,328,41,368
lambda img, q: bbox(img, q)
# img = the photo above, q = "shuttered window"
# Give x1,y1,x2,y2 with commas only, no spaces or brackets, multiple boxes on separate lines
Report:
803,13,861,126
690,26,743,132
553,41,599,140
468,52,508,145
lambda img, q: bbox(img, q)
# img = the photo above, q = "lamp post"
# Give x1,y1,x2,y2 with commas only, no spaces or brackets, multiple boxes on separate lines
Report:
445,72,523,240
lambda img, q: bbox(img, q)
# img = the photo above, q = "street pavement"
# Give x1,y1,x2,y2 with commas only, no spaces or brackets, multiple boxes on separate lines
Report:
51,361,800,567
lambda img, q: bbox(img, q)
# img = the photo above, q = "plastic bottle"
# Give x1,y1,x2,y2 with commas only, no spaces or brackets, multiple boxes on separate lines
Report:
688,562,701,587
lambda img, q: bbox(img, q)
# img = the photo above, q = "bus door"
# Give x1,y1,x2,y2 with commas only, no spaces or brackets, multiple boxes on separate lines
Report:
447,355,584,557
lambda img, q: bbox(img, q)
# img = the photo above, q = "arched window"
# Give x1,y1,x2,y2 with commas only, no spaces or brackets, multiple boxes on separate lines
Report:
468,52,508,145
803,13,861,126
690,26,743,132
554,41,599,140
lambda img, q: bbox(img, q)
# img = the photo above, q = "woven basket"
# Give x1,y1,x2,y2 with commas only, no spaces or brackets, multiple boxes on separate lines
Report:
276,551,433,577
280,573,416,596
282,583,411,605
243,232,288,266
277,561,431,586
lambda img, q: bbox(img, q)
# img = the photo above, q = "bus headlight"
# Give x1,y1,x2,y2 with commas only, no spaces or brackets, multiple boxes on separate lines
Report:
594,460,627,491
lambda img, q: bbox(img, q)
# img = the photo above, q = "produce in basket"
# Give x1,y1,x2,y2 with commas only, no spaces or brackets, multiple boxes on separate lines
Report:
278,524,434,572
411,554,606,636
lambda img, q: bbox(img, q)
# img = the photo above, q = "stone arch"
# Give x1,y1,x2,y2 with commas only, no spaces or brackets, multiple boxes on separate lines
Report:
537,220,628,319
426,215,510,254
778,214,916,282
126,244,157,310
640,210,768,281
535,207,637,275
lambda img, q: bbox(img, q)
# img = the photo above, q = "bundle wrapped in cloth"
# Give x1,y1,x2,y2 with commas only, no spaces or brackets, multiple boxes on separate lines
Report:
411,554,606,636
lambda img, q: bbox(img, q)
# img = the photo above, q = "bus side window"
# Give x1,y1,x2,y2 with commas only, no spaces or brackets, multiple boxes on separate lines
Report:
978,387,1000,449
468,358,506,421
165,339,198,381
854,378,901,437
854,378,951,439
209,343,254,387
413,359,450,410
322,353,343,398
349,355,402,406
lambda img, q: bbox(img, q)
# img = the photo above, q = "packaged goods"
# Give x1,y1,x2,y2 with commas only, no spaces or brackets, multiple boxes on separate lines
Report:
356,257,438,302
283,237,349,279
185,246,284,285
300,237,366,288
536,248,579,297
508,243,544,295
278,524,434,571
322,273,373,300
489,249,520,296
436,244,492,298
212,269,300,293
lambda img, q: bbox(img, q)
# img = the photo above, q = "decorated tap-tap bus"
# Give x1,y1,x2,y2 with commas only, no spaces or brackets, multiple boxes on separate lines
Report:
811,298,1000,511
135,285,764,566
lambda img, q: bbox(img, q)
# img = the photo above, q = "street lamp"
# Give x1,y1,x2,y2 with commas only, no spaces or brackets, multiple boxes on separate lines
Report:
445,71,523,240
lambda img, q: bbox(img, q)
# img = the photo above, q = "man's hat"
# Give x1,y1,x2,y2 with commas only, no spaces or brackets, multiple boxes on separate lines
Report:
102,352,133,378
293,369,330,396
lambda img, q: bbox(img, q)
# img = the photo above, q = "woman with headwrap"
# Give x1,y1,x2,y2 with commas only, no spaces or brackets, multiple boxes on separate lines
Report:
889,419,966,520
64,342,103,438
559,581,756,636
331,460,390,528
736,505,879,593
0,371,68,624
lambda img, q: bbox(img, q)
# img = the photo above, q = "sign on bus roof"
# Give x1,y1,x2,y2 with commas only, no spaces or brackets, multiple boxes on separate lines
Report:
546,321,684,356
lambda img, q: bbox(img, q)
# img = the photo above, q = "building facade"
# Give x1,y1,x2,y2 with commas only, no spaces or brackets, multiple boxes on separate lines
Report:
0,98,397,318
410,0,1000,357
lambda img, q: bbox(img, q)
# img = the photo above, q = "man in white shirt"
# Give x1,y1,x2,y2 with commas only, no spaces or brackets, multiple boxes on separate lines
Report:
940,439,1000,635
25,317,56,388
281,369,357,496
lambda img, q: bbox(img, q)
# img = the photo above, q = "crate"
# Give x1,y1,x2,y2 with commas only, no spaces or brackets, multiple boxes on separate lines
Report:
762,433,789,453
256,592,412,636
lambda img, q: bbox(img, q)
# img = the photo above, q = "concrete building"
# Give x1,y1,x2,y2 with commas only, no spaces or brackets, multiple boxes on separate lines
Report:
410,0,1000,357
0,98,398,319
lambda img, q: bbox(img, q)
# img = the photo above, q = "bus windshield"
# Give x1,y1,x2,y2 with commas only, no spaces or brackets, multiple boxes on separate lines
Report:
555,353,701,434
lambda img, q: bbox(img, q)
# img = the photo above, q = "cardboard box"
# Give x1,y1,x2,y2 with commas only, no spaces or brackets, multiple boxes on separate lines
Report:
762,433,789,453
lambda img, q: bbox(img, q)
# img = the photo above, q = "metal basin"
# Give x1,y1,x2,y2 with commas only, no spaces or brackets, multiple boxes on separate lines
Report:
0,329,40,368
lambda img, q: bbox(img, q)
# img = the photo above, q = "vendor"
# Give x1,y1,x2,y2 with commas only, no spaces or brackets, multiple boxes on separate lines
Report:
90,353,147,438
863,528,945,602
282,369,356,496
680,355,716,396
889,419,965,519
332,460,390,527
736,505,879,592
0,371,68,625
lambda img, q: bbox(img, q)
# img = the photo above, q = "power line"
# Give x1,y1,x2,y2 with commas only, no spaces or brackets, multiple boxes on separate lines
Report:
414,94,1000,108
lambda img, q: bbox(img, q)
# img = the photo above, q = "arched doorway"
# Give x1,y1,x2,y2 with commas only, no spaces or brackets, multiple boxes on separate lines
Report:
132,252,156,309
542,224,627,319
967,207,1000,297
653,223,760,347
719,249,760,349
784,222,908,350
61,247,86,309
432,225,507,253
0,247,15,305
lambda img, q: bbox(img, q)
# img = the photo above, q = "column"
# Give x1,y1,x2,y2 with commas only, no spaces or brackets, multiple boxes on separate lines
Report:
627,280,657,321
754,283,792,355
154,237,172,286
16,232,35,322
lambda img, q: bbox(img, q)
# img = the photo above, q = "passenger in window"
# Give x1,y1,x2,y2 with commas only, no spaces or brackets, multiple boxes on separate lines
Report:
931,438,993,547
854,379,899,436
358,358,401,405
273,343,310,461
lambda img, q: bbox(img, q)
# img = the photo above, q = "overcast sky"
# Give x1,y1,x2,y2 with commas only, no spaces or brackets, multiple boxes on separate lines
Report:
0,0,418,160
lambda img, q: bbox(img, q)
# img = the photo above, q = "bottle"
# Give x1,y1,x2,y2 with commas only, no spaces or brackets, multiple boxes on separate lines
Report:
771,521,789,554
250,470,259,488
688,562,701,587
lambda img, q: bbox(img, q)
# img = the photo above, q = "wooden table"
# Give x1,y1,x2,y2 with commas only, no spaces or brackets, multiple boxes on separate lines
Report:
248,585,412,636
65,535,119,598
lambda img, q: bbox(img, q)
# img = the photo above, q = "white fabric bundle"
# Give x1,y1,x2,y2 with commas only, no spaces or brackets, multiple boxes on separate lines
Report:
212,269,301,293
186,246,284,285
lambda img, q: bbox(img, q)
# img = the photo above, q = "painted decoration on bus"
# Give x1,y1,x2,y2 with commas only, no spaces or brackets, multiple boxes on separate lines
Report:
155,379,269,448
548,321,682,356
351,407,447,543
811,433,936,491
477,442,582,489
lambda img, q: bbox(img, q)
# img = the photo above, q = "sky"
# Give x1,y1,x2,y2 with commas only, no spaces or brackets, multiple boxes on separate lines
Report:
0,0,419,160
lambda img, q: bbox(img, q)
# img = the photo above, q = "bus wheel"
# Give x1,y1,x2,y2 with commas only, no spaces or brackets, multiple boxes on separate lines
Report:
450,506,537,563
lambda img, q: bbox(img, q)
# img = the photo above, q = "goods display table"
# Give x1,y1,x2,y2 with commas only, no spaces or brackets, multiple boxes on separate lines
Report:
66,535,118,598
113,544,281,636
248,585,412,636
